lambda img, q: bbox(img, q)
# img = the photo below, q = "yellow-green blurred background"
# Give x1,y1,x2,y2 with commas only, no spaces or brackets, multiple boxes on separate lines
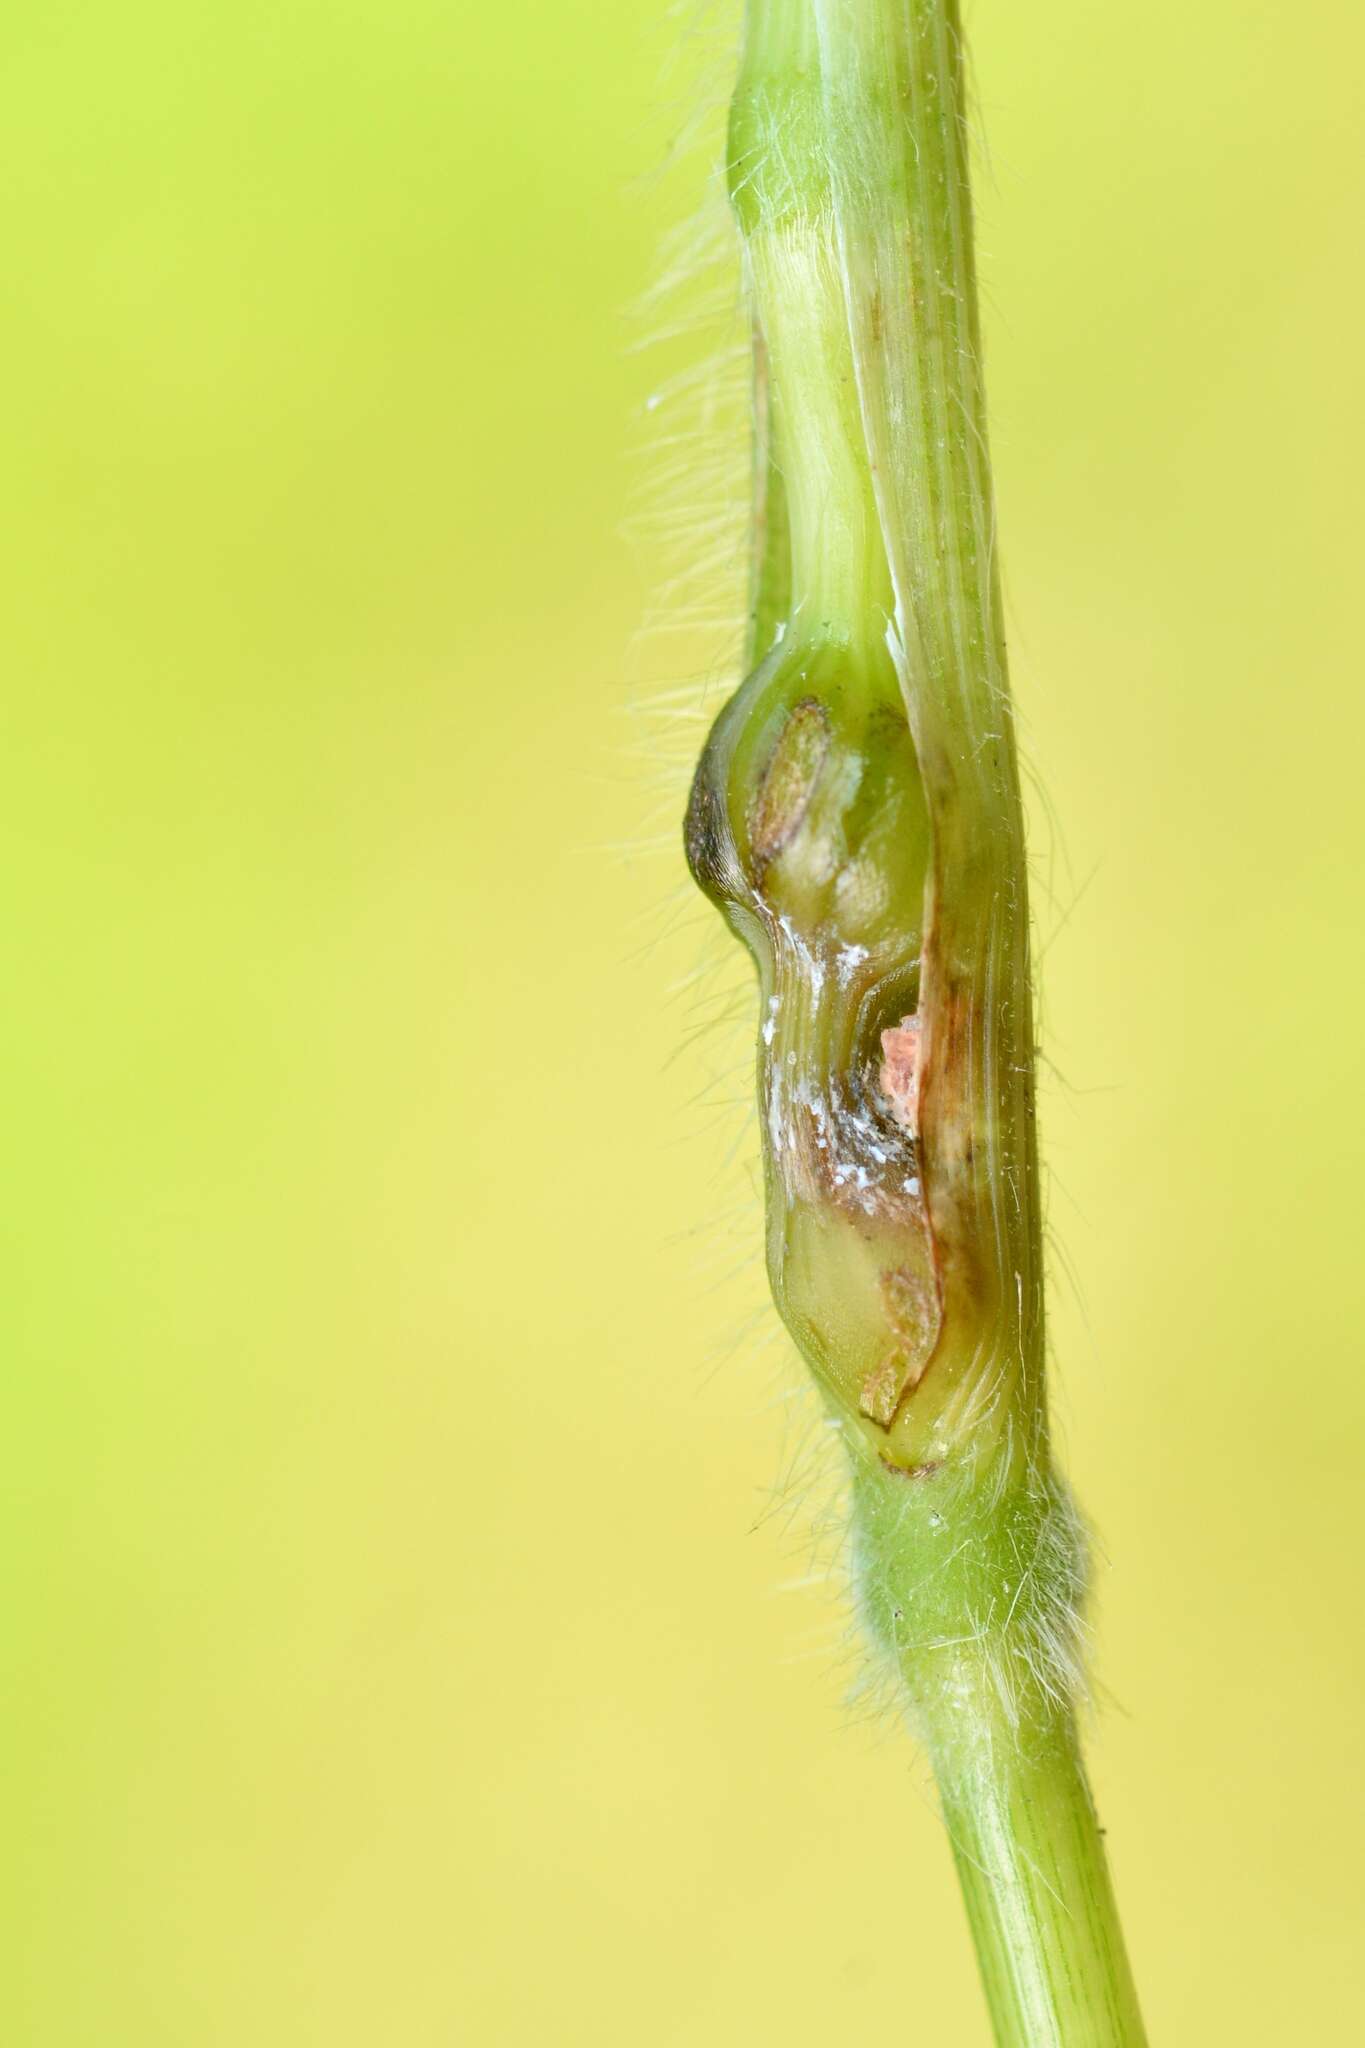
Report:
4,1,1363,2041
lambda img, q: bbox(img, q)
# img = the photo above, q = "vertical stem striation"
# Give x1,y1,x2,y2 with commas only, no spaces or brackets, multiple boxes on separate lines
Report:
853,1458,1148,2045
683,2,1149,2041
939,1727,1145,2048
817,0,1044,1472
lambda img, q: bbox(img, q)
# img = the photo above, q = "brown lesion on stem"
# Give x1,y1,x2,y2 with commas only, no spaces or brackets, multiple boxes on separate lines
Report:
749,697,832,869
878,1455,944,1482
859,1256,941,1426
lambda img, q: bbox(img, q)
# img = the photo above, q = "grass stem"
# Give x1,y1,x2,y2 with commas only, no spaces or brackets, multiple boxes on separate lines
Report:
681,3,1150,2036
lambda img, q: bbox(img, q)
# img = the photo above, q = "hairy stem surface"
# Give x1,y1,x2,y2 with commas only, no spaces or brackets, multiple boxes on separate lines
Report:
683,1,1148,2040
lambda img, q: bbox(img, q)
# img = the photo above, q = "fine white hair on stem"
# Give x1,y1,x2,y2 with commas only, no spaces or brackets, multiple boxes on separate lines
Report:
625,0,1095,1733
630,0,1096,1741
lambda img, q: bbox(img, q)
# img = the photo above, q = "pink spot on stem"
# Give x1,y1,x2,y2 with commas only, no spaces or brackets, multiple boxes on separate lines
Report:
879,1015,921,1135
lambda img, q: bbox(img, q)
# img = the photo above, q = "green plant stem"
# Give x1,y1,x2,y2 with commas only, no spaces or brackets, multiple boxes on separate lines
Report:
936,1720,1144,2048
687,0,1151,2037
853,1456,1146,2047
